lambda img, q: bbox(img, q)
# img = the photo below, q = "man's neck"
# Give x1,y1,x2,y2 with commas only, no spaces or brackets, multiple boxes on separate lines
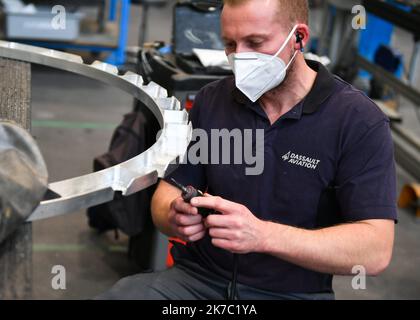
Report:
259,56,317,125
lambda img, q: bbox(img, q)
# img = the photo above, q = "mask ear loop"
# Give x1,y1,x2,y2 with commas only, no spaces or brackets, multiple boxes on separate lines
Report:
271,24,300,82
283,49,298,71
271,24,299,60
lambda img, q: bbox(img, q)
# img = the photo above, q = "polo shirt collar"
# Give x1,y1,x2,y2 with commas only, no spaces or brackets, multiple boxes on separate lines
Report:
231,60,336,116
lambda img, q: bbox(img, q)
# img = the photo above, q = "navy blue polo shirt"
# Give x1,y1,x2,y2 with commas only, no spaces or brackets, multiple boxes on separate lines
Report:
166,60,397,294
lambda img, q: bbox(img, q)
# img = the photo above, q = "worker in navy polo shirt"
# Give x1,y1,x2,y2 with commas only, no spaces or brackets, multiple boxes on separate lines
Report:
98,0,397,300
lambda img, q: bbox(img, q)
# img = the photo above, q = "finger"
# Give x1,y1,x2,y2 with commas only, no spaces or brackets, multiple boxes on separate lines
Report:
173,198,198,215
205,214,235,228
186,230,206,242
190,196,237,214
175,213,202,226
208,227,236,240
178,223,205,237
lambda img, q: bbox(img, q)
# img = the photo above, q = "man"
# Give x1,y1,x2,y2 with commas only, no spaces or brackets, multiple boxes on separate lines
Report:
98,0,396,300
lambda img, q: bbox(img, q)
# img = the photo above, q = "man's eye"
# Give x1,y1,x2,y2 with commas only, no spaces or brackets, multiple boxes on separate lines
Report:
224,42,235,49
248,41,263,48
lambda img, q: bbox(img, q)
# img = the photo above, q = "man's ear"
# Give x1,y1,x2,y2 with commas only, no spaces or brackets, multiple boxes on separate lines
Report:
294,24,310,51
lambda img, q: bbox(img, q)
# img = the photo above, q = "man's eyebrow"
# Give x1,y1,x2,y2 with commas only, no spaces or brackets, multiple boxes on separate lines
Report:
243,34,270,39
222,34,270,41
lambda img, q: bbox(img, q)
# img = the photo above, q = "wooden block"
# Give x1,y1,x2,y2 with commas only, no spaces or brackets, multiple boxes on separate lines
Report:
0,57,33,299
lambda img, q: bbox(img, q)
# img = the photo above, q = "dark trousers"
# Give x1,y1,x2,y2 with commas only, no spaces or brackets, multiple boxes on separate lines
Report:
96,260,335,300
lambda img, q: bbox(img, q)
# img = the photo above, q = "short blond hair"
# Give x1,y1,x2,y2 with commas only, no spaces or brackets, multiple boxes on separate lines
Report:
223,0,309,26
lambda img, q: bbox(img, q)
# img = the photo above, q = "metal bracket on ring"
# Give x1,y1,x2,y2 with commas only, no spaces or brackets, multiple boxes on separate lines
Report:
0,41,192,222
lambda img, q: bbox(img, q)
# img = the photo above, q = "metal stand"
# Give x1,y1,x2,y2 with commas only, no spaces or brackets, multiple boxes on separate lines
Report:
132,0,168,47
318,0,361,68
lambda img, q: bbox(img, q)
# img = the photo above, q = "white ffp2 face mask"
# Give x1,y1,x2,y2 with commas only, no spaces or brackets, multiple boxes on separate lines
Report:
228,25,299,102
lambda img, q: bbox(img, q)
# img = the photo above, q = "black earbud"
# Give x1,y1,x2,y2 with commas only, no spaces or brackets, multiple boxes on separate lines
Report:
296,33,304,52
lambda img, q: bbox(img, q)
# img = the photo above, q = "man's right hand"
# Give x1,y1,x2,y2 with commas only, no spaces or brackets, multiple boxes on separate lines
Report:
168,197,206,242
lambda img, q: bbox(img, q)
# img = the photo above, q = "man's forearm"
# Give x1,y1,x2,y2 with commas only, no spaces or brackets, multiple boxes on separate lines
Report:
151,197,173,237
259,219,394,276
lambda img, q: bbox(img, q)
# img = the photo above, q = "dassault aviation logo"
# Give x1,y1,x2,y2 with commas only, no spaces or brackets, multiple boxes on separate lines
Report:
282,151,320,170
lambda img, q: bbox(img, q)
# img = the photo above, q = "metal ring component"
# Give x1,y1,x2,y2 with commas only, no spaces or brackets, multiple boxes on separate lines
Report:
0,41,192,222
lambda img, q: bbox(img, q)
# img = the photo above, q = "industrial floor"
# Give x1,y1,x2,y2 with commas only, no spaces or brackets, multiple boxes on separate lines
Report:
26,2,420,300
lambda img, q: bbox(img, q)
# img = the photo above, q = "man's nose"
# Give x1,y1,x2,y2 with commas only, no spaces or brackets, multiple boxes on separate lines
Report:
234,44,250,54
